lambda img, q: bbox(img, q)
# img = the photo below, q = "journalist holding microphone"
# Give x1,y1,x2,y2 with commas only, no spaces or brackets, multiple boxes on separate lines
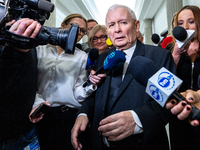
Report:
165,5,200,150
27,13,106,150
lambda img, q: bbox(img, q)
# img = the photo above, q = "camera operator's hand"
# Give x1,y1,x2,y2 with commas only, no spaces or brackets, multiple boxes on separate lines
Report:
5,20,16,27
7,18,41,52
9,18,41,38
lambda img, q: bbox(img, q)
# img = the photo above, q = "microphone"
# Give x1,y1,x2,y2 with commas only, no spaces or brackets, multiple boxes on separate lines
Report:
130,56,200,120
85,48,99,70
83,50,126,87
76,43,82,50
173,26,195,50
24,0,55,12
151,34,164,46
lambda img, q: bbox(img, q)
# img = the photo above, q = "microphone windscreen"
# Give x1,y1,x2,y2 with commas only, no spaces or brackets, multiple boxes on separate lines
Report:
162,36,173,49
38,0,54,12
89,48,99,62
76,43,82,50
173,26,187,41
103,50,126,70
129,56,159,86
151,34,160,44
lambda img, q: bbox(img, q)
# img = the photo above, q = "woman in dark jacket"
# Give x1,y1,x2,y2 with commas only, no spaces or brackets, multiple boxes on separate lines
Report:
170,5,200,150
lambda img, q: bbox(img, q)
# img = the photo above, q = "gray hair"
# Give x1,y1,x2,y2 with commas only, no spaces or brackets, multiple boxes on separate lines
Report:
106,4,137,23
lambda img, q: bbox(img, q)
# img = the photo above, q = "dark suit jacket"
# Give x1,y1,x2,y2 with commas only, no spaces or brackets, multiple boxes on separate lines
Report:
79,40,176,150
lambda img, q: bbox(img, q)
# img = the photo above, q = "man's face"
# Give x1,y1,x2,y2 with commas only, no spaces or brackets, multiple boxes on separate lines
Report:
87,21,97,36
106,7,140,50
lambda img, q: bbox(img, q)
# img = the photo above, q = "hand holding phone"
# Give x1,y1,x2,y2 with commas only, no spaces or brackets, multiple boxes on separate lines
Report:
30,103,50,119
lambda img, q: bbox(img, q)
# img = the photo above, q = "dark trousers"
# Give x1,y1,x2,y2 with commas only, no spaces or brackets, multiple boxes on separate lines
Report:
37,105,89,150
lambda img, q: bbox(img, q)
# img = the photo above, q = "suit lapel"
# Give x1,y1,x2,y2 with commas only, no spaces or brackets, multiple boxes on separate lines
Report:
95,48,116,115
102,74,111,106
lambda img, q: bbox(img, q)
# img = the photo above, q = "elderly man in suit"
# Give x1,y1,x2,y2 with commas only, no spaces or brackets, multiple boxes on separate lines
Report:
71,4,176,150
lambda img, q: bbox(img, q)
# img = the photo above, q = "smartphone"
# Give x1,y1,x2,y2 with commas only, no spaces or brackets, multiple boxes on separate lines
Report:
30,103,50,119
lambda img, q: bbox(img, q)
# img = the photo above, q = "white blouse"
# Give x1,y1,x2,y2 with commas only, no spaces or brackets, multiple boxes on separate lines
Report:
33,44,95,108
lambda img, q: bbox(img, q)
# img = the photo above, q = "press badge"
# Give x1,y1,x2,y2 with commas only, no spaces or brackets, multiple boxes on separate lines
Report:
23,138,40,150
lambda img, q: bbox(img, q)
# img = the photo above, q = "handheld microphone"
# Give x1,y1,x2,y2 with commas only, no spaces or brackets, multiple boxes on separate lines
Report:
83,50,126,87
76,43,82,50
173,26,195,50
85,48,99,70
130,56,200,120
151,34,164,46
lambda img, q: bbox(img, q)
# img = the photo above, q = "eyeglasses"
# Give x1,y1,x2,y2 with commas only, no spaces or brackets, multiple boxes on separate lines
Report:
65,22,87,35
92,35,107,42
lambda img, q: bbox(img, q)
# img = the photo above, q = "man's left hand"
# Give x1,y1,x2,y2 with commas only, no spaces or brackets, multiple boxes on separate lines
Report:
98,111,136,141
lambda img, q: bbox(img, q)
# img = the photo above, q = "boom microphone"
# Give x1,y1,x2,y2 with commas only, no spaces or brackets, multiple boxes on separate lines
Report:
38,0,54,12
85,48,99,70
24,0,54,12
130,55,200,120
83,50,126,87
173,26,195,50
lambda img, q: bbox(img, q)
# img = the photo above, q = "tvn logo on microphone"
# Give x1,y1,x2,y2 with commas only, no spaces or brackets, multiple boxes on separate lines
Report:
146,67,182,107
158,72,175,90
149,85,164,103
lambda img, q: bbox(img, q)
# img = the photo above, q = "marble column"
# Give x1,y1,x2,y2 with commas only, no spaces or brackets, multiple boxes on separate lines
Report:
143,19,152,45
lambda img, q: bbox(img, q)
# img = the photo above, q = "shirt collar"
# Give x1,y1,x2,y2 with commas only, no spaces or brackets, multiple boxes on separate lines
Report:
122,40,137,58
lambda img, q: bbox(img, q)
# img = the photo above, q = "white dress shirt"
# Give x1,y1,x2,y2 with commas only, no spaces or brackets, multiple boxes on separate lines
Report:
33,44,96,108
120,42,143,134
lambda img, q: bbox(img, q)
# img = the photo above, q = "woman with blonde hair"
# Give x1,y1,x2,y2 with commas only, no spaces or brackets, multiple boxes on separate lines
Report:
88,24,109,54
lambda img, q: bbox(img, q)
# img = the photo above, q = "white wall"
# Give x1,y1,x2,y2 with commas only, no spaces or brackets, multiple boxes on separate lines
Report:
183,0,200,7
152,1,167,35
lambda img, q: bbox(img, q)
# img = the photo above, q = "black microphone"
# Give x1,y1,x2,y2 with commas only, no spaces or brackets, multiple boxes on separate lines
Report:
151,34,160,44
85,48,99,70
173,26,187,41
76,43,82,50
173,26,195,50
130,55,200,120
24,0,54,12
151,34,164,46
83,50,126,87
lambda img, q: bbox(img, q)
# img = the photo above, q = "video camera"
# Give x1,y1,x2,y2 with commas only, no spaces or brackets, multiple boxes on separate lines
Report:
0,0,78,54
